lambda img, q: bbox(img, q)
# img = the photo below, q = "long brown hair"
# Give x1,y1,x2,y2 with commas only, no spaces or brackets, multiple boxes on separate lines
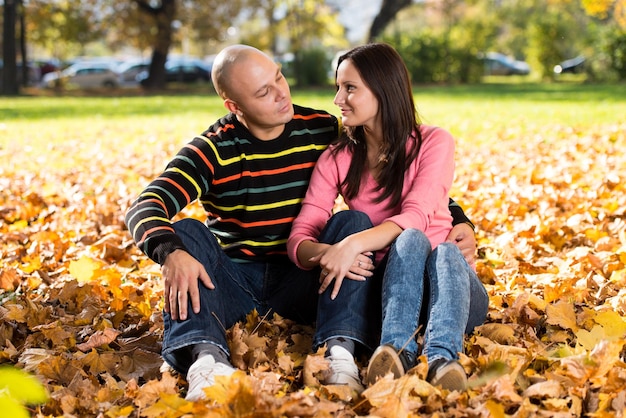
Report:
333,43,422,208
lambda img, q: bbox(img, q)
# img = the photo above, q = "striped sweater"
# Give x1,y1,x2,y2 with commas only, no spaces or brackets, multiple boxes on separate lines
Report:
125,105,339,264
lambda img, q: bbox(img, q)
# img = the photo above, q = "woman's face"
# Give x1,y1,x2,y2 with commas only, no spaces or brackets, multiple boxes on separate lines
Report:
333,59,379,131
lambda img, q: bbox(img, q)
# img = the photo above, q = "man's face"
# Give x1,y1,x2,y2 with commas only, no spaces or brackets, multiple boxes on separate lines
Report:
228,52,294,140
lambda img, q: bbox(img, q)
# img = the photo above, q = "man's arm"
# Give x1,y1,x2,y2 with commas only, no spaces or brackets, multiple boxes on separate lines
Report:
447,198,476,267
449,197,474,229
124,136,214,319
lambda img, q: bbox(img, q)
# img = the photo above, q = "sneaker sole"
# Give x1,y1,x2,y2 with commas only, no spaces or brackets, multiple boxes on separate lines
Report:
365,345,405,385
429,364,468,391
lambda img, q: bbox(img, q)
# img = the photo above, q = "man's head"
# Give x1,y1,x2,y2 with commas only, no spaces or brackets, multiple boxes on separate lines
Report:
211,45,294,140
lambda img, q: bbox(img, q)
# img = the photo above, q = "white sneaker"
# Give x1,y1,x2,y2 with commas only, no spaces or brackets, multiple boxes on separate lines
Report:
185,355,237,401
323,346,365,393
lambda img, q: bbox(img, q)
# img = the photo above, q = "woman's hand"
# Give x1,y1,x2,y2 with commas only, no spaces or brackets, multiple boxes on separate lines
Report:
309,239,374,300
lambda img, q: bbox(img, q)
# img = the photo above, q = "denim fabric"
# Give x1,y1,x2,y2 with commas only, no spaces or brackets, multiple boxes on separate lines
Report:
314,211,381,351
377,229,431,364
162,214,383,374
421,242,489,363
378,229,489,364
162,218,319,374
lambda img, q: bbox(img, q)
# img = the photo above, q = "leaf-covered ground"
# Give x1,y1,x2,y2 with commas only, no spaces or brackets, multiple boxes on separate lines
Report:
1,111,625,417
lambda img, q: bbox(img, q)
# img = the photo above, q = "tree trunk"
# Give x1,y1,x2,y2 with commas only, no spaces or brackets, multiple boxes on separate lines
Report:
2,0,19,95
368,0,412,42
136,0,176,90
19,0,28,87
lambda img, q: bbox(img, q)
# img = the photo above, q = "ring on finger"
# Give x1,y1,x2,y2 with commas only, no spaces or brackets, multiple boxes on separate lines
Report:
322,270,329,276
358,261,362,268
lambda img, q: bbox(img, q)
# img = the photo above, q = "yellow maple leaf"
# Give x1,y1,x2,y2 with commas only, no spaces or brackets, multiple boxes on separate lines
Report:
609,268,626,285
20,254,42,274
485,400,506,418
200,371,255,414
69,256,105,283
576,325,606,351
593,310,626,338
141,393,194,417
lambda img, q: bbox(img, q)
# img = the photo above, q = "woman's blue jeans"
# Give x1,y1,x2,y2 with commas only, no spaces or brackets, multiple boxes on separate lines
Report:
161,214,379,374
378,227,489,364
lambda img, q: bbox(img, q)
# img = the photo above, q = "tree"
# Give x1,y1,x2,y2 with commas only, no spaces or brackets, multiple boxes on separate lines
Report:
129,0,250,89
133,0,176,89
368,0,412,42
25,0,106,60
2,0,19,95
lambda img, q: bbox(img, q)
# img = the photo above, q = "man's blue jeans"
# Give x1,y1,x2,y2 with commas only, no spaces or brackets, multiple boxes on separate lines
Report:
162,215,379,374
314,211,380,351
378,227,489,365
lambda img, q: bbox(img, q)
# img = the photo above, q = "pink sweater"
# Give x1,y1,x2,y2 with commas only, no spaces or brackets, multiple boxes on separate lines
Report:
287,125,455,269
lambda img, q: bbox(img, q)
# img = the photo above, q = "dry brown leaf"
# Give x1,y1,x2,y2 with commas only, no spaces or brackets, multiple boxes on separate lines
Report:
546,300,579,332
478,323,518,345
522,380,563,399
133,371,180,409
302,349,329,388
76,327,121,352
2,116,626,416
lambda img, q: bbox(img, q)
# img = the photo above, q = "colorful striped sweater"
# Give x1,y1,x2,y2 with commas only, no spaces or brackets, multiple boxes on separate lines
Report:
124,105,339,264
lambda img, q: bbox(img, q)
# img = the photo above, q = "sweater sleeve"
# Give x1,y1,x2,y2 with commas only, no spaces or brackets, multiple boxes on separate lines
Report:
449,198,474,229
287,148,339,269
124,136,212,264
384,126,455,240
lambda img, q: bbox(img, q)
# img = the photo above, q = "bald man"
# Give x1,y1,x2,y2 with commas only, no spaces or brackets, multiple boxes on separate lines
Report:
124,45,477,400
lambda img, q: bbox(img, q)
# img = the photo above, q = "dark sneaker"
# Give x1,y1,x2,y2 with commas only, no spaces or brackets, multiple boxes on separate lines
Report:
426,358,468,391
365,344,414,385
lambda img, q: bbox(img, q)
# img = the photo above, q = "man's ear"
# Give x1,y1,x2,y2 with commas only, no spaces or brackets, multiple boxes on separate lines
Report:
224,99,242,116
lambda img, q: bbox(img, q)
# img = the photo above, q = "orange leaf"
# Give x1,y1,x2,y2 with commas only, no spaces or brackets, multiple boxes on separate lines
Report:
0,267,20,291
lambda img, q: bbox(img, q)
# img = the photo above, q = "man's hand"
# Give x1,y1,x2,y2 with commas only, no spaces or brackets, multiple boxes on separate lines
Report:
161,249,214,321
446,223,476,268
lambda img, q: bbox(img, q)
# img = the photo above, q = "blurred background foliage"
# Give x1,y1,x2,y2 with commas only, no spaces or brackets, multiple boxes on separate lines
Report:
1,0,626,93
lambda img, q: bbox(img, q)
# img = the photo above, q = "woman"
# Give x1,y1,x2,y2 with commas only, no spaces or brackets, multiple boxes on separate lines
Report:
287,43,489,392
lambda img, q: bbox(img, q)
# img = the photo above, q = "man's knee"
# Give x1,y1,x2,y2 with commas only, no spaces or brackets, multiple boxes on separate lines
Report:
172,218,205,235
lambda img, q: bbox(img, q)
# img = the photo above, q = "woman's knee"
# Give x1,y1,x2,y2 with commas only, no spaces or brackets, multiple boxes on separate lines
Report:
393,228,430,255
329,210,372,228
319,210,373,243
432,242,467,268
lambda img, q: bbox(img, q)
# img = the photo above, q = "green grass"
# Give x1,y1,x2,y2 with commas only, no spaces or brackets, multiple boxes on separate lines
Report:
1,82,625,152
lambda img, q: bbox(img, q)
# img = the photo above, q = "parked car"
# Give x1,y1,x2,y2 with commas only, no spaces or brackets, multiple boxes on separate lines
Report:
554,55,586,74
116,60,150,84
480,52,530,76
34,58,61,79
137,58,211,85
41,61,120,89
